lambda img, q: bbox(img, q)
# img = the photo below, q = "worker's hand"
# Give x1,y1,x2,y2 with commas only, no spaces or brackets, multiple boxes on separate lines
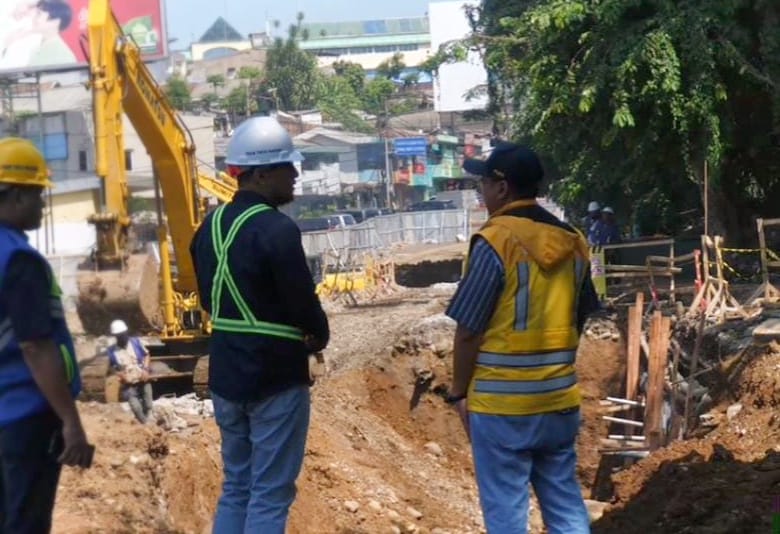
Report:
304,335,327,353
141,370,151,382
454,399,470,442
59,421,95,468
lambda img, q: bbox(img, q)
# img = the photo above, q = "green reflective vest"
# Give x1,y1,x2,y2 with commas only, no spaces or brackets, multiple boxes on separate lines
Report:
209,204,304,341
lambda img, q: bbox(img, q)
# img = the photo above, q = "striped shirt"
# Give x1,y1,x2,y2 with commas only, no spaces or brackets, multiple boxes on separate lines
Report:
445,238,505,334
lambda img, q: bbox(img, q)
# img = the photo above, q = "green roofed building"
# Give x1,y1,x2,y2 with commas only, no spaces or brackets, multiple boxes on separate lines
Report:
299,17,432,74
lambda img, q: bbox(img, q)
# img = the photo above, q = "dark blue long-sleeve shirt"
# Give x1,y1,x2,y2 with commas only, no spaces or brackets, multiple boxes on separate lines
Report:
190,190,329,402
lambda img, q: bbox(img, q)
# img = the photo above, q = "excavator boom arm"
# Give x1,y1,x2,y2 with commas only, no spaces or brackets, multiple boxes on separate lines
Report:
88,0,202,292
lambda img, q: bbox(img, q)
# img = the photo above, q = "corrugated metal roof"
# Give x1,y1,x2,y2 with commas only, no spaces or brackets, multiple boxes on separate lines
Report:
295,127,379,145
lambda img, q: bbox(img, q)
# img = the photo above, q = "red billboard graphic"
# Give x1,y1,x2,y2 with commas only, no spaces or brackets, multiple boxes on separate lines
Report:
0,0,167,74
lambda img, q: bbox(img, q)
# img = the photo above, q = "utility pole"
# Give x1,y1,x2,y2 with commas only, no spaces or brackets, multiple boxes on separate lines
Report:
381,99,392,209
383,134,392,209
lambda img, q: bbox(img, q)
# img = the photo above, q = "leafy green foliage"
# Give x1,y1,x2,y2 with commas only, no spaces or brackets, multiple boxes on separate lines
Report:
332,61,366,94
265,14,320,111
316,75,372,132
472,0,780,241
206,74,225,93
362,77,396,115
237,66,262,80
376,52,406,80
164,75,192,111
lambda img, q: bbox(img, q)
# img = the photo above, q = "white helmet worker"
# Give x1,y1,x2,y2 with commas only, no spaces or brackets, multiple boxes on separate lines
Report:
110,319,128,336
602,206,614,214
587,201,601,213
225,116,304,167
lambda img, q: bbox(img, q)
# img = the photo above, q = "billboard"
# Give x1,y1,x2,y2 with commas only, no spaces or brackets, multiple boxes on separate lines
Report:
0,0,167,74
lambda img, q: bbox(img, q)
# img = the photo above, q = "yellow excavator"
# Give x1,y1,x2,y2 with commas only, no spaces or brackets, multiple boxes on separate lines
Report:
78,0,237,399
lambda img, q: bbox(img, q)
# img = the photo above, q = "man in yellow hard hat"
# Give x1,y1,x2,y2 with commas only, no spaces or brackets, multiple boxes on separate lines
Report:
0,138,94,533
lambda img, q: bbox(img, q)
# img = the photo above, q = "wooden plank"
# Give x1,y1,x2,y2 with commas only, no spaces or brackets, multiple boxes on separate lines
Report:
605,264,682,274
645,311,671,450
602,239,674,250
626,293,643,401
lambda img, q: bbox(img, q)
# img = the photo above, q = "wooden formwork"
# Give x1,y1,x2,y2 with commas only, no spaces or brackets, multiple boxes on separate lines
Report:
689,235,747,321
747,218,780,304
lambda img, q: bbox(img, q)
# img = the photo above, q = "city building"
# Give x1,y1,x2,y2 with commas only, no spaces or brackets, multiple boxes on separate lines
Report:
189,18,251,61
428,1,488,112
300,17,432,76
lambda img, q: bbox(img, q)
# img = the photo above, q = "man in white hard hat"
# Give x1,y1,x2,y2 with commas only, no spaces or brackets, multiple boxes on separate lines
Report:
585,201,604,246
106,319,153,424
190,116,329,534
600,207,621,245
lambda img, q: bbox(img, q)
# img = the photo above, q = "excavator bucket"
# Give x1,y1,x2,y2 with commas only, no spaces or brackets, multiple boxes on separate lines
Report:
76,253,161,336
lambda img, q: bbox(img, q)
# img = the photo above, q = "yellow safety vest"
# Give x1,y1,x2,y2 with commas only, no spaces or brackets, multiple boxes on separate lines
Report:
466,200,590,416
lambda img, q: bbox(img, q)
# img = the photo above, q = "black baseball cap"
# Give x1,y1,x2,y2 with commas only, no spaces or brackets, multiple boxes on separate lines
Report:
463,141,544,187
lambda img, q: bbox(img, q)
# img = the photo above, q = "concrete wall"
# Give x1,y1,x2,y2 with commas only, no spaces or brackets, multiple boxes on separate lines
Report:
51,190,99,223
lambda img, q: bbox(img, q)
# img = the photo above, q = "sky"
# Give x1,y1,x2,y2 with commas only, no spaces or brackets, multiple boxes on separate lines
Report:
164,0,434,49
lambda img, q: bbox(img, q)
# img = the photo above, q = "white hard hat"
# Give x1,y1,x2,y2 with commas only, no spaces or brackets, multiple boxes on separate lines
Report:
587,201,601,212
603,206,614,214
225,116,304,167
110,319,128,335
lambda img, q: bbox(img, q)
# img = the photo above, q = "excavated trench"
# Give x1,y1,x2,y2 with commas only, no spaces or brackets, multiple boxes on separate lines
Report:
394,259,463,288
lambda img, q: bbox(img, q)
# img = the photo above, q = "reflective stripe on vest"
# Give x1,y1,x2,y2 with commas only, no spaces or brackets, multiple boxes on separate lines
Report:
210,204,304,341
476,349,576,368
474,373,577,395
474,350,577,395
0,319,12,352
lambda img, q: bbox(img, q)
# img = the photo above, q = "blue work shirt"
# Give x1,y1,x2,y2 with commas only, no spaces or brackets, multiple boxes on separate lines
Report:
190,190,329,402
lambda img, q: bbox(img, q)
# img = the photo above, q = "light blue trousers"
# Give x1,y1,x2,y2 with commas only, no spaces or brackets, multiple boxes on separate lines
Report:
211,386,310,534
469,409,591,534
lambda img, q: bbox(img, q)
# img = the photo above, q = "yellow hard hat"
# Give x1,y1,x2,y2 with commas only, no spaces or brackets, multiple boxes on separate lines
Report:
0,137,53,188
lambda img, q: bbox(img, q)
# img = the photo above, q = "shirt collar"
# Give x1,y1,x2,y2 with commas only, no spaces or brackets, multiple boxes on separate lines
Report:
490,199,538,218
0,221,28,240
232,190,277,208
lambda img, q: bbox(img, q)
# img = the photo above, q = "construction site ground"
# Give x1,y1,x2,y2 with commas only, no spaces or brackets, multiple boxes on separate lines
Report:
54,251,780,533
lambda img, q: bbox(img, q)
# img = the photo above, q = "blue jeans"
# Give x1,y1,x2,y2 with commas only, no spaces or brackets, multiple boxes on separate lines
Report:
0,410,63,534
212,386,310,534
469,409,590,534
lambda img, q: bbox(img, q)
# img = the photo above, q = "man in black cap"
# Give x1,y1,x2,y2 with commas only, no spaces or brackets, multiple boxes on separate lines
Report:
444,141,598,533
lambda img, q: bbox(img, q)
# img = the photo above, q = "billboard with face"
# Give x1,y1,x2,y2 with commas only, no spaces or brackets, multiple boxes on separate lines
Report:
0,0,167,74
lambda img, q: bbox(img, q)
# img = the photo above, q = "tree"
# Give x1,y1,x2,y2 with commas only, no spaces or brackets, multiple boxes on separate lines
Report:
467,0,780,242
316,75,372,132
376,52,406,80
265,13,320,110
200,92,220,111
225,85,255,118
165,75,191,111
332,60,366,94
206,74,225,94
362,77,395,115
238,66,262,81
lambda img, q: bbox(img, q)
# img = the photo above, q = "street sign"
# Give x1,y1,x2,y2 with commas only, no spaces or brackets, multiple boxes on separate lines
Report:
393,137,428,157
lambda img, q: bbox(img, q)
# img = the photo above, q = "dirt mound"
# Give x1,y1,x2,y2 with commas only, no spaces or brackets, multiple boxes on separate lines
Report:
730,342,780,409
593,341,780,533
